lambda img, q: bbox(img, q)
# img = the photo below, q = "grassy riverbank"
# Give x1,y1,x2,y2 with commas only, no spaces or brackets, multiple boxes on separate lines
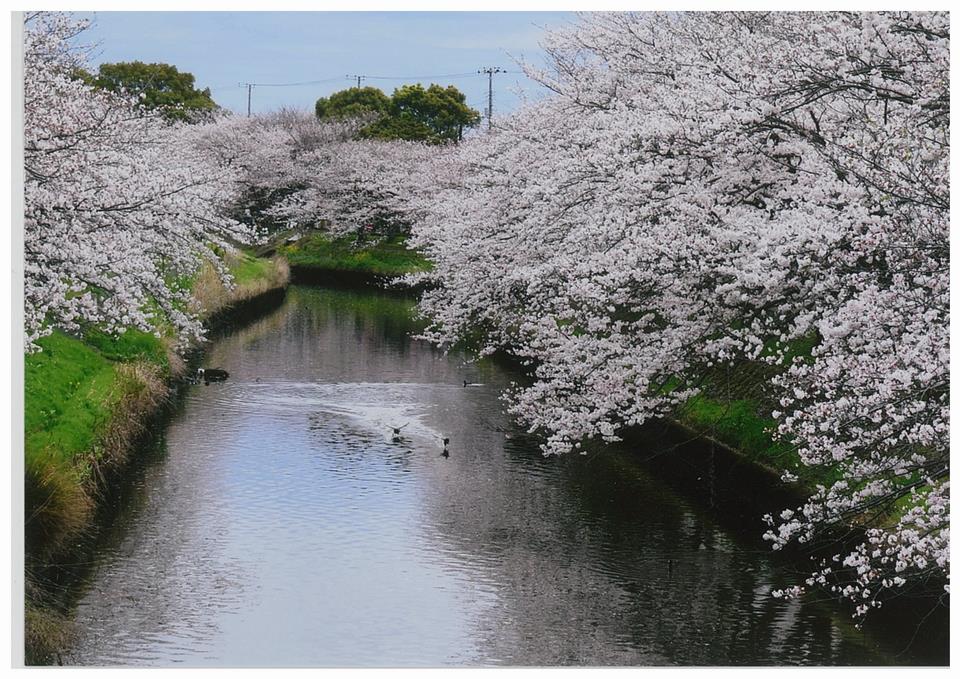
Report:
23,251,289,664
667,334,837,493
280,233,431,278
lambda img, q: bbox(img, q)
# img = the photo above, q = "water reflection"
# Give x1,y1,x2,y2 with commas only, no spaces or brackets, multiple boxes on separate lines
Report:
65,286,918,666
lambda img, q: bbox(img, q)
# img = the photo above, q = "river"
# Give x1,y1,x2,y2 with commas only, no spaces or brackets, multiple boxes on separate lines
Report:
63,285,941,666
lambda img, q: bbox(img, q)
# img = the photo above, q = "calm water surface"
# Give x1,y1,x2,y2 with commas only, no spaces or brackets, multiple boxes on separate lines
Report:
65,286,925,666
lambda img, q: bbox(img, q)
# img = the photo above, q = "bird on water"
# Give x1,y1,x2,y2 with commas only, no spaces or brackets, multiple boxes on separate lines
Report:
389,423,409,441
197,367,229,385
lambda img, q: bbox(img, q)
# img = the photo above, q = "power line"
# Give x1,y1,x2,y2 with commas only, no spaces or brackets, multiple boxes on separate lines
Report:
237,70,524,90
233,69,529,114
236,76,347,114
364,72,481,81
244,76,346,88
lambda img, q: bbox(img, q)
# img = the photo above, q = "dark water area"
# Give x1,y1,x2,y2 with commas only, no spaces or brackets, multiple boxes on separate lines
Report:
64,286,945,666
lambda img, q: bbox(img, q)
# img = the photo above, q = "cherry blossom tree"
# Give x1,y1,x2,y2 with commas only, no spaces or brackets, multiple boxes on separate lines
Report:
200,108,436,240
23,12,253,349
270,135,438,238
408,11,949,617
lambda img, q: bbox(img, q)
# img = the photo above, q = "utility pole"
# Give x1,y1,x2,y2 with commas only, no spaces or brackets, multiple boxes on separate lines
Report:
478,67,504,130
347,74,366,88
240,83,253,117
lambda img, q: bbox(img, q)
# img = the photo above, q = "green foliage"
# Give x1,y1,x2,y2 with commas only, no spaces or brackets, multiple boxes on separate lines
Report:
393,83,480,141
282,234,432,277
316,83,480,143
359,114,437,143
85,61,216,122
315,86,390,119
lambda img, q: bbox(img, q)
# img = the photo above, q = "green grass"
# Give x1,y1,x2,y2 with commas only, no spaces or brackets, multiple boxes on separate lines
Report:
281,234,432,277
679,396,780,459
24,331,128,467
24,327,172,471
228,251,274,285
676,392,842,491
82,328,170,369
654,332,835,489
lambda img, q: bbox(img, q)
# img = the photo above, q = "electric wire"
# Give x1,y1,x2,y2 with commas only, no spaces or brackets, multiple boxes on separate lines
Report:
229,69,527,89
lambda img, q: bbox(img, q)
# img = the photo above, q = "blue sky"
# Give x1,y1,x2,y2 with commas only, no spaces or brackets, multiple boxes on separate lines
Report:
74,12,576,117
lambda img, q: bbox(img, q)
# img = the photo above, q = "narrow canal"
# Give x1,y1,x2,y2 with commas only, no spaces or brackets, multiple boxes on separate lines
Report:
64,285,935,666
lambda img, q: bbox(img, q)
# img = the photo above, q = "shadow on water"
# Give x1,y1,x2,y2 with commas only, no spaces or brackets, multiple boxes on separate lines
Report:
62,285,947,667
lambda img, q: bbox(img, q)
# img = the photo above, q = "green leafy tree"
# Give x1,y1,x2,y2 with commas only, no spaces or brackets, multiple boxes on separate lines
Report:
370,84,480,142
358,115,436,142
316,83,480,143
84,61,217,122
315,86,390,119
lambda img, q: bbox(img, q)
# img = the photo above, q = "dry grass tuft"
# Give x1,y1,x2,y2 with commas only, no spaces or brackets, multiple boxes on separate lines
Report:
164,337,187,379
95,361,169,472
189,260,232,316
24,452,92,564
190,254,290,318
25,604,73,666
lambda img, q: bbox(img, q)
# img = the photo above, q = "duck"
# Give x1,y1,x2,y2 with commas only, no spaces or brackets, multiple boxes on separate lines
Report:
389,423,409,441
197,367,229,384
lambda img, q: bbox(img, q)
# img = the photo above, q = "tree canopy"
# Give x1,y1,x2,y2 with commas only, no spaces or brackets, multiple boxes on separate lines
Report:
315,83,480,143
315,86,390,119
83,61,217,122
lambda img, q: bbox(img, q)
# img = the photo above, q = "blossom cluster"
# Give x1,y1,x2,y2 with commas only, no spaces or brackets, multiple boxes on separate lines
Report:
200,109,437,239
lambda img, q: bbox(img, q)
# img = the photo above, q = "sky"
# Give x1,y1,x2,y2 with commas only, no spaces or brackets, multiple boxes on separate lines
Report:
73,11,576,118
